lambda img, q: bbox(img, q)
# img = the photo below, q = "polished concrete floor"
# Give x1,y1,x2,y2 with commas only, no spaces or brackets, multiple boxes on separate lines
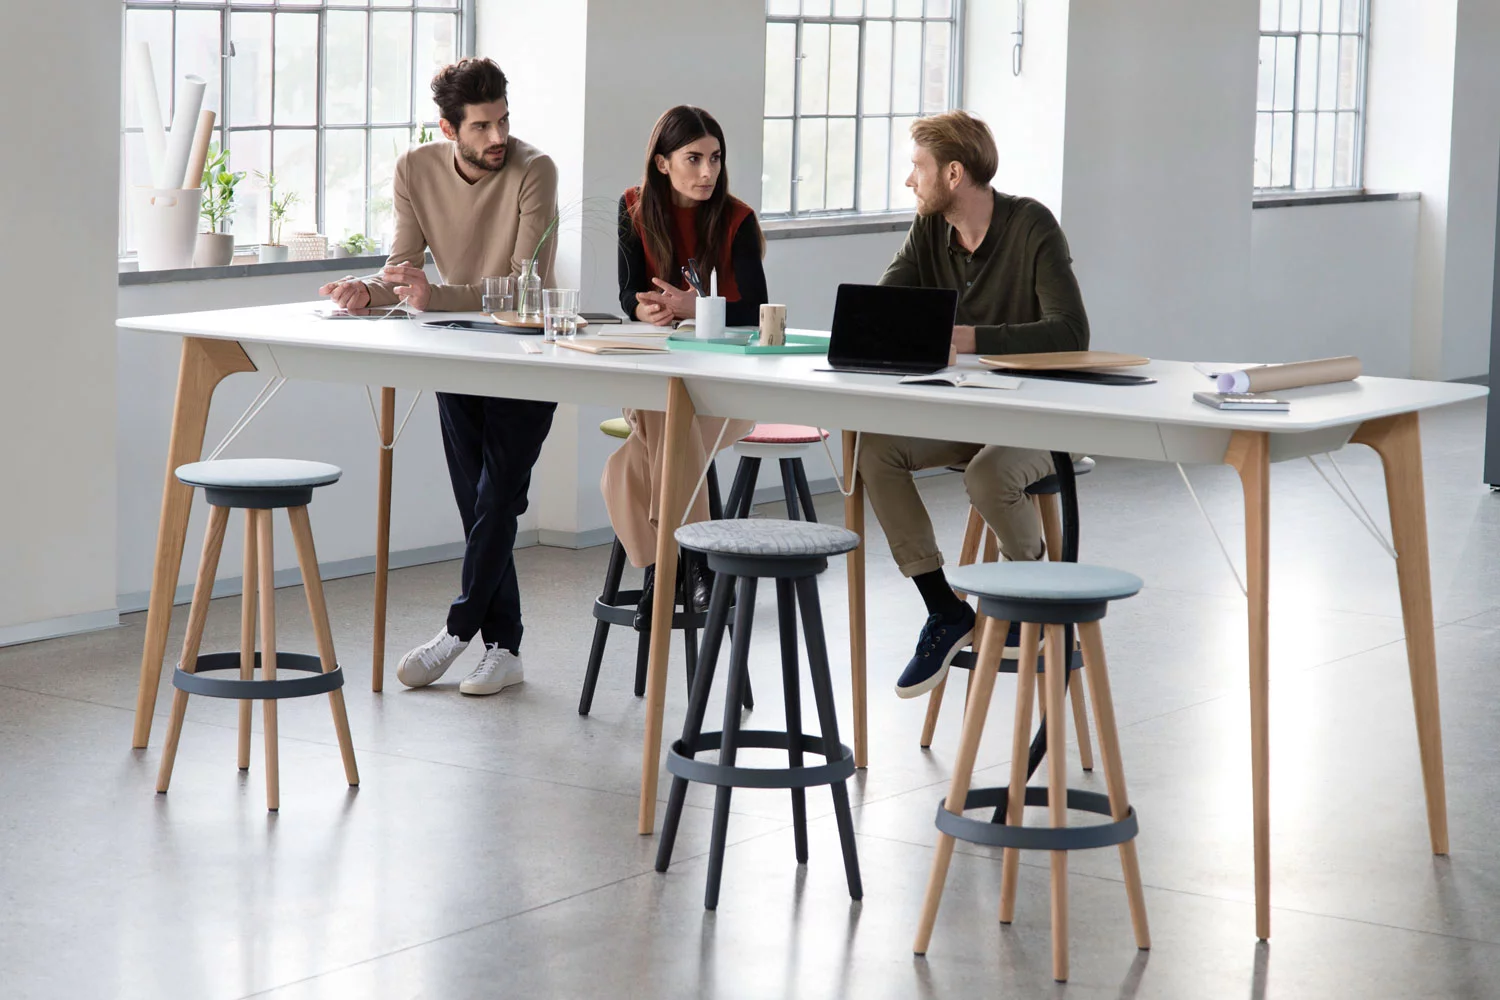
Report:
4,399,1500,998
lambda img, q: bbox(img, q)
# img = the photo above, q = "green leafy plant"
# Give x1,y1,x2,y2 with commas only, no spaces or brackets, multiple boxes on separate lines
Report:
255,170,300,246
415,123,433,145
198,144,245,234
340,233,378,255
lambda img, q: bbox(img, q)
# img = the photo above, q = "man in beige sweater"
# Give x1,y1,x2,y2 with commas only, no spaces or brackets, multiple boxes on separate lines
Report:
320,58,558,697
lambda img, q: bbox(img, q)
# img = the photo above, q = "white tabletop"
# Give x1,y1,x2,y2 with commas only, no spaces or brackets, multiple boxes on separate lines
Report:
119,303,1487,466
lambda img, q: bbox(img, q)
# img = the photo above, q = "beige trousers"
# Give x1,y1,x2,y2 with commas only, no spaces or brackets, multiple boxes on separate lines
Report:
857,433,1057,576
601,409,756,568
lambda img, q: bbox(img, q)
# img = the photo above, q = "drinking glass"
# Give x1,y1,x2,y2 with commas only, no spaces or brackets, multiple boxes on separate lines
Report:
482,275,515,314
543,288,579,342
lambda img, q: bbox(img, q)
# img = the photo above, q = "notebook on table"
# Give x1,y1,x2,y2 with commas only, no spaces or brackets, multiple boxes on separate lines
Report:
898,371,1022,391
555,338,669,355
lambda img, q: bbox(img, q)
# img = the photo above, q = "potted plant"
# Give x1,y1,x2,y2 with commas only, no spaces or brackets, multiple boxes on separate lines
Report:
255,170,299,263
331,232,378,259
194,144,244,267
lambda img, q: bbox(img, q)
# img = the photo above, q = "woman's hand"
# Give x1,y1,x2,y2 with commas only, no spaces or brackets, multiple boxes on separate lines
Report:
634,291,675,326
649,277,699,320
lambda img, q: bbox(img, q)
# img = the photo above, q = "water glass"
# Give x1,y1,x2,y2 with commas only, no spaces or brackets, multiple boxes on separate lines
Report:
543,288,579,342
482,275,515,314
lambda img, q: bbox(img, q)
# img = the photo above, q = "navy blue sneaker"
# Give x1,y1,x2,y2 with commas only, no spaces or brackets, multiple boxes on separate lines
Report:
895,605,976,699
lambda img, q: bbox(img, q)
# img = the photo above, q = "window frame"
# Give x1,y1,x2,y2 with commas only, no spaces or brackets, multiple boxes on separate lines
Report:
762,1,965,220
119,0,474,257
1254,0,1369,194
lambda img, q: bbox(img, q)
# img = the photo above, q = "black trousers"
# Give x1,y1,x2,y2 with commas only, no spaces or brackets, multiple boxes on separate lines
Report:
436,392,557,649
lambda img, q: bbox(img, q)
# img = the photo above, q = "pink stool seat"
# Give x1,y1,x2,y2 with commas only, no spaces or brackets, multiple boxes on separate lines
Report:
740,424,829,445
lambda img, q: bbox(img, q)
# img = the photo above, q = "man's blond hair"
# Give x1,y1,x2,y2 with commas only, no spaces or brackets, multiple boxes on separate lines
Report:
910,110,998,187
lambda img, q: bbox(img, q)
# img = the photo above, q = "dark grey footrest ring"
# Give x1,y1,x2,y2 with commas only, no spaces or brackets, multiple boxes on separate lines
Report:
172,651,344,700
592,591,713,630
668,730,856,789
934,786,1137,851
948,648,1082,673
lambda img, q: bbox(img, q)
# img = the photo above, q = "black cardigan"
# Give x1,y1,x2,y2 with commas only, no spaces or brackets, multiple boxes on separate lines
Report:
617,193,769,326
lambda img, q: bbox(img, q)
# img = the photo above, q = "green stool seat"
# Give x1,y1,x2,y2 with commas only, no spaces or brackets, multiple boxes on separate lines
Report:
600,417,631,440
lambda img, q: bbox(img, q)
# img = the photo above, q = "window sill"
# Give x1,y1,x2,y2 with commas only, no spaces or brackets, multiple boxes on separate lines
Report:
1251,189,1420,209
762,212,914,241
117,251,419,287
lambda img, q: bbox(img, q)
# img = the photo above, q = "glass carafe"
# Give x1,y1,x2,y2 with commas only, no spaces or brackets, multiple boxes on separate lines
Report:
516,259,543,322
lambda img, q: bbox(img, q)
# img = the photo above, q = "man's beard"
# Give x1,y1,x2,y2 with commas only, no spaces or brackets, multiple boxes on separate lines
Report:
916,185,954,217
459,140,506,173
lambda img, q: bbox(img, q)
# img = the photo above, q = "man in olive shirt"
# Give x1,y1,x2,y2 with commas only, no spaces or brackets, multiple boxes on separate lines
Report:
859,110,1090,698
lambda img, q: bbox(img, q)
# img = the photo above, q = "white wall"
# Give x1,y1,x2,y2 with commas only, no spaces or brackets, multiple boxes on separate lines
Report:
1059,0,1258,361
0,3,120,644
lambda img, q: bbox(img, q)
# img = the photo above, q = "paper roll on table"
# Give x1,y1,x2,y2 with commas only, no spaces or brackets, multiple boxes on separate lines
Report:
1216,356,1361,393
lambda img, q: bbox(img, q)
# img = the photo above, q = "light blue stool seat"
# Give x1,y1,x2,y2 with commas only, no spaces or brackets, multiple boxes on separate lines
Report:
176,458,342,509
946,562,1143,625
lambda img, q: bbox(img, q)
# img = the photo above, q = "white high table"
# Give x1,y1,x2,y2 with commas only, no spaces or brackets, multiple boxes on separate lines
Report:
119,302,1486,940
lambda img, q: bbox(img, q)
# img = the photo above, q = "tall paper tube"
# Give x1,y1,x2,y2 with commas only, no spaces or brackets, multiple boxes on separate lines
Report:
183,110,217,188
161,74,207,192
128,42,167,189
1216,356,1362,393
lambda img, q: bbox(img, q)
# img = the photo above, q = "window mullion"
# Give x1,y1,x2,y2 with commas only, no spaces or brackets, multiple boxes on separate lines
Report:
853,18,865,213
790,19,803,216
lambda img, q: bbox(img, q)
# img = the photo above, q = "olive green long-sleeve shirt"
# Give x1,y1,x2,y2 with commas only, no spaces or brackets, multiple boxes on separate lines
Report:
879,189,1089,356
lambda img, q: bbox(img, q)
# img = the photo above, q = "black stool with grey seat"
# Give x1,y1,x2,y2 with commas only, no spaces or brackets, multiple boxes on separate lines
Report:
655,518,863,909
155,458,359,812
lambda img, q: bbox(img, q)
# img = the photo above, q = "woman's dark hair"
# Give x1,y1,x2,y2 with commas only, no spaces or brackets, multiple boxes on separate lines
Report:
633,106,731,283
431,58,508,127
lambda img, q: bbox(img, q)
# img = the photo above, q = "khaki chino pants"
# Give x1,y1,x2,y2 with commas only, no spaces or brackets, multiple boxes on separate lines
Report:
857,433,1056,576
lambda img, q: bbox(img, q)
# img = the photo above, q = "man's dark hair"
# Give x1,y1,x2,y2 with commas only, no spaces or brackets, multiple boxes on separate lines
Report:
431,58,508,127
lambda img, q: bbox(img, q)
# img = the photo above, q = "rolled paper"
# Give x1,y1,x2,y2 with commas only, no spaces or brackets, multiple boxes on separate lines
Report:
161,74,207,191
759,303,787,346
128,42,167,189
183,109,216,188
1216,355,1362,394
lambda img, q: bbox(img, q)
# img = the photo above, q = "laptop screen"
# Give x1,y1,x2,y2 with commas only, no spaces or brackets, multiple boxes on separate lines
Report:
828,284,959,369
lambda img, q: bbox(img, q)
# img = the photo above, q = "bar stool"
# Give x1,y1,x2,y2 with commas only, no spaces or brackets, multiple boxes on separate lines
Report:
578,418,749,715
722,424,829,521
156,459,359,811
913,561,1149,982
655,518,863,910
921,454,1097,764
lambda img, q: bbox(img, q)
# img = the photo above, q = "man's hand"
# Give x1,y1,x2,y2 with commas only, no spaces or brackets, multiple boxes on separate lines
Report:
318,277,371,310
649,277,698,320
635,291,675,326
952,324,977,355
382,262,432,312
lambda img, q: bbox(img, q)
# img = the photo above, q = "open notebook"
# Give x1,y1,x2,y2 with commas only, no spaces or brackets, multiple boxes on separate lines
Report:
898,370,1022,390
555,338,669,355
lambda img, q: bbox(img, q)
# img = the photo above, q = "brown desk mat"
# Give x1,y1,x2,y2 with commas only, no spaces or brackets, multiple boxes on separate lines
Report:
979,351,1150,371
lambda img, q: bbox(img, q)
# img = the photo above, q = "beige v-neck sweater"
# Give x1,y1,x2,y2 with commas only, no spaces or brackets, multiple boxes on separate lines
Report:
364,136,558,311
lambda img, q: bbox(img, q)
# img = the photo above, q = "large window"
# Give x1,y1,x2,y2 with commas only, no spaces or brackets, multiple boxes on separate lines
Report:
762,1,962,218
1255,0,1367,191
120,0,471,256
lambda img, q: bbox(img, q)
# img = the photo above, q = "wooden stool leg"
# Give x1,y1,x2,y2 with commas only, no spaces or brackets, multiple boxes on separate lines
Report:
238,511,257,770
156,505,231,793
983,527,999,564
920,675,947,749
914,616,1010,954
288,505,359,788
922,506,987,748
999,622,1042,923
1044,623,1070,982
1079,620,1150,949
258,509,280,812
1069,662,1094,772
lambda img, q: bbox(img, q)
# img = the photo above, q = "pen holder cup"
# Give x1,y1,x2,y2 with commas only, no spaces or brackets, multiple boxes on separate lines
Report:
695,296,727,339
759,303,787,347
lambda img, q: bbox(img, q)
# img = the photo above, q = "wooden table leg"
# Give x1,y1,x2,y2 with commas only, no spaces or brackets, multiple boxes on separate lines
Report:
1352,413,1448,855
843,430,868,769
372,387,395,692
638,378,698,834
132,337,256,749
1226,430,1272,940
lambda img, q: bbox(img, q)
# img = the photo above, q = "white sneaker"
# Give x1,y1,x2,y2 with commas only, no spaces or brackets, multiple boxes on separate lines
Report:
396,630,469,688
459,645,524,696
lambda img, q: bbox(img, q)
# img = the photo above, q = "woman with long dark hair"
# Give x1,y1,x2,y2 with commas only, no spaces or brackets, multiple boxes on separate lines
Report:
602,105,767,627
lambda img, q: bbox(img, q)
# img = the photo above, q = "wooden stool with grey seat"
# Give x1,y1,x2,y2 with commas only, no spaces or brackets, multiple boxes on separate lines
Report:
577,417,752,715
655,518,863,910
914,560,1149,982
155,458,359,811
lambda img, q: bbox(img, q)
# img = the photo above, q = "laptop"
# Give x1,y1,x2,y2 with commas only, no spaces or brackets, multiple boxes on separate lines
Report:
825,283,958,376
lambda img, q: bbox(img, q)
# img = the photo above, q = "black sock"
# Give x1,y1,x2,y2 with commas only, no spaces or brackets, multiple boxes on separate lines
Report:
913,569,968,620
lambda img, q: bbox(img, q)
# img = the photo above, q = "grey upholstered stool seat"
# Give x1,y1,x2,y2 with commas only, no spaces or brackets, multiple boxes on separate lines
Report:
156,458,357,811
915,560,1149,981
656,518,863,909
